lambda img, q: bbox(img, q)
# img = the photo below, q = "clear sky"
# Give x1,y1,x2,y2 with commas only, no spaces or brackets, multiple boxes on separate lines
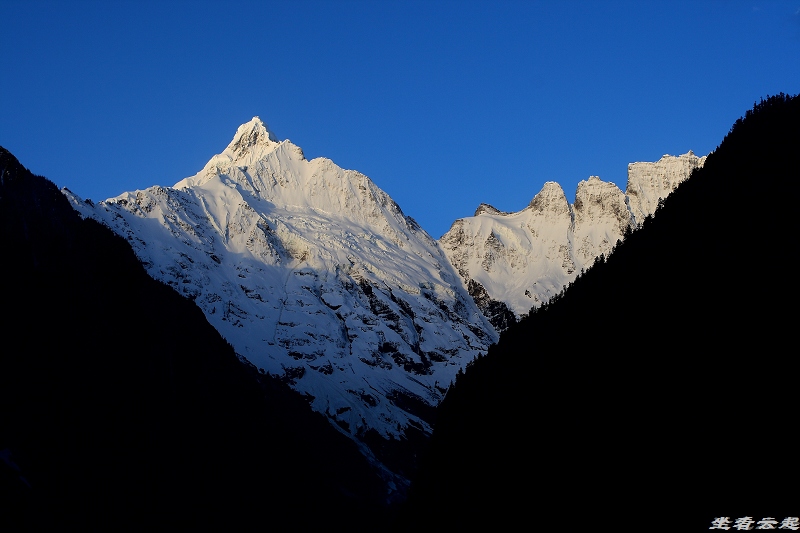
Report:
2,0,799,238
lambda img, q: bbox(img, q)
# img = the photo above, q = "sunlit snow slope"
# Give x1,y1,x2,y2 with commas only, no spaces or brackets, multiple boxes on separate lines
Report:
440,152,705,319
66,118,497,470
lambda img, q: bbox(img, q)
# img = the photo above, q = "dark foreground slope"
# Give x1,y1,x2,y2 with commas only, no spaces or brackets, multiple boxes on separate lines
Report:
0,148,388,529
407,94,800,528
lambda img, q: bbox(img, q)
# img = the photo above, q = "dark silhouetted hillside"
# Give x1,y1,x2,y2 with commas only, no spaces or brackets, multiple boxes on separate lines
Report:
406,93,800,529
0,147,389,529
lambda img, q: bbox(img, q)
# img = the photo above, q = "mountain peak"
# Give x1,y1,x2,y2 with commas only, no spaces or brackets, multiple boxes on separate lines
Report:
575,175,621,196
528,181,568,212
474,203,504,216
226,116,279,157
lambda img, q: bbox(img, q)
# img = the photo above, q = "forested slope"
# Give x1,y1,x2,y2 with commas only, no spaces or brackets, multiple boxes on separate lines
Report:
407,93,800,529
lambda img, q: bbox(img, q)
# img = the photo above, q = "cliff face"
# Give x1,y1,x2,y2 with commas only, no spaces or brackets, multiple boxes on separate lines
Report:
573,176,630,266
626,151,707,224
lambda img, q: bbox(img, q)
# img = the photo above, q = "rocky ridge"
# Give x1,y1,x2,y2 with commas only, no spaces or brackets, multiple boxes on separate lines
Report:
439,152,706,324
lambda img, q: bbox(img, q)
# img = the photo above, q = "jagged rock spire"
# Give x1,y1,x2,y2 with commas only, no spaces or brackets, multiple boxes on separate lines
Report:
226,117,279,158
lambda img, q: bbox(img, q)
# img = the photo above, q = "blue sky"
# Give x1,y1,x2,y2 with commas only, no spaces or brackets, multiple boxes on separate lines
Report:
2,1,799,238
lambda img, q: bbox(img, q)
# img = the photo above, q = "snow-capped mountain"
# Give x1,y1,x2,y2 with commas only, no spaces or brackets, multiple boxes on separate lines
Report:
64,116,702,489
439,152,705,322
65,118,497,488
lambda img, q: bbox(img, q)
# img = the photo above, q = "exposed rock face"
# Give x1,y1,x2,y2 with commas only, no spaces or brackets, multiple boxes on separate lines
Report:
626,151,707,224
474,203,506,216
65,117,497,490
573,176,630,266
466,279,517,331
439,152,705,320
